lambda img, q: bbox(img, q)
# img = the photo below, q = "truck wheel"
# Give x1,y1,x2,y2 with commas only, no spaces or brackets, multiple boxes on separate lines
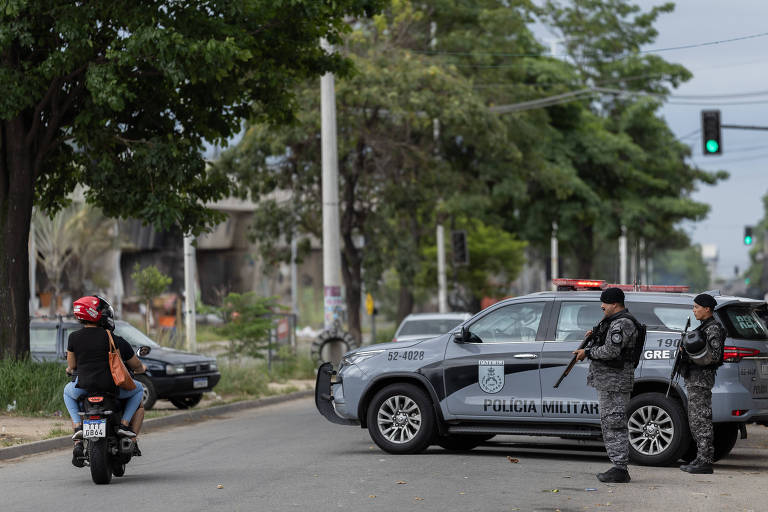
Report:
135,374,157,410
170,394,203,409
713,423,739,461
367,383,435,454
627,392,690,466
89,439,113,485
436,434,494,451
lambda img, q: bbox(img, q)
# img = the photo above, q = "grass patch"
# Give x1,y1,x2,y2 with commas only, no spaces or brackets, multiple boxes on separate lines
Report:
46,424,70,439
0,359,69,415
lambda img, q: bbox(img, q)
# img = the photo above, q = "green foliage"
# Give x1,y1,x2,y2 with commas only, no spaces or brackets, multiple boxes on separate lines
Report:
131,264,172,304
652,246,711,292
214,361,270,397
0,359,69,415
271,346,316,380
214,293,280,359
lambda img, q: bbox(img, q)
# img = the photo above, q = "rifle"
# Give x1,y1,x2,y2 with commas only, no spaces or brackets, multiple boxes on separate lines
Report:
666,317,691,398
553,329,597,389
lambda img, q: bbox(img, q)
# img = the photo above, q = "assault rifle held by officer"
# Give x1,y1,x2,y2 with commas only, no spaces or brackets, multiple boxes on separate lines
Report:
553,327,599,388
666,316,691,398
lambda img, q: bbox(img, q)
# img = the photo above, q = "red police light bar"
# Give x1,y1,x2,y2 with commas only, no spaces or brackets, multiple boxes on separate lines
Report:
552,279,605,290
553,279,689,293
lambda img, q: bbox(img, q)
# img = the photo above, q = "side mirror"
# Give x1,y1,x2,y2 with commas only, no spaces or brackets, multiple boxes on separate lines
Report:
137,346,151,357
454,326,469,344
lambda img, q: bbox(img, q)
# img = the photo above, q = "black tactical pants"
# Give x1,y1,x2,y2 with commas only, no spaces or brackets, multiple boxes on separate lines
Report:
687,385,714,464
598,390,630,469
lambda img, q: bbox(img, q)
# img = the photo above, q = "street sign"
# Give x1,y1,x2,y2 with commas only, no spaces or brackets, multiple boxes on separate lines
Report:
365,293,374,316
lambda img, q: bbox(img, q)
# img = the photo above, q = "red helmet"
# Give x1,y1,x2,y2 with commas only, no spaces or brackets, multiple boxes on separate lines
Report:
73,296,115,330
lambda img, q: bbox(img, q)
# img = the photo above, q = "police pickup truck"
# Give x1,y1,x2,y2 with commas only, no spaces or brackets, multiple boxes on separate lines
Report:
315,279,768,466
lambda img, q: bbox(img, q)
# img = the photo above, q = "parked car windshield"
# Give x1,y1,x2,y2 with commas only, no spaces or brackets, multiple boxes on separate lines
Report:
720,305,768,340
398,319,464,336
113,321,162,348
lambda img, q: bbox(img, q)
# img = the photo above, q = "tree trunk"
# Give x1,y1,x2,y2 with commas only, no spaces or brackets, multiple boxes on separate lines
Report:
0,119,35,359
340,242,362,345
396,286,414,325
575,225,595,277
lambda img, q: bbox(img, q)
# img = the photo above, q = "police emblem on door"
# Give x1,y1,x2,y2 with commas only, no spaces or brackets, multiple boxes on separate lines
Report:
478,359,505,394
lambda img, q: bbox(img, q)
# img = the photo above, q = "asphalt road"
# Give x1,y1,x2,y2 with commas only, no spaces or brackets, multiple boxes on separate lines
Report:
1,398,766,512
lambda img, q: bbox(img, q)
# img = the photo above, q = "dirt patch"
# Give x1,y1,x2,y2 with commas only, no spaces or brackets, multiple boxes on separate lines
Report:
0,379,314,445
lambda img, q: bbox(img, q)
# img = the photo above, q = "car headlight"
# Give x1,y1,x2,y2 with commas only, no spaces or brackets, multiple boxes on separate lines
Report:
342,350,384,366
165,364,186,375
209,361,218,371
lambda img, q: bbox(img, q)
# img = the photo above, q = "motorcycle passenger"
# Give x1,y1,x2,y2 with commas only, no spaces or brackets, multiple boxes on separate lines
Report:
63,296,147,467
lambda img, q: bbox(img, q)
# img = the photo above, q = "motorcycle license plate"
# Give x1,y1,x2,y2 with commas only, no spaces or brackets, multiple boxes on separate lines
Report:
193,377,208,389
83,419,106,438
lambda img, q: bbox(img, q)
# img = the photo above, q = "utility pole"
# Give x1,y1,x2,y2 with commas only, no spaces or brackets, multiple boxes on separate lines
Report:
183,234,197,353
550,222,558,290
619,225,628,284
290,235,298,348
320,38,346,363
437,223,448,312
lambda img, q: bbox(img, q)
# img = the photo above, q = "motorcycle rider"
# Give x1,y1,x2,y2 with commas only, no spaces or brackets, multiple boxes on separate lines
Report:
63,296,147,467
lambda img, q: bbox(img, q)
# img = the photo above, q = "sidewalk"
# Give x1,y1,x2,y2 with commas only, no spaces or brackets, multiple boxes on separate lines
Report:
0,381,314,461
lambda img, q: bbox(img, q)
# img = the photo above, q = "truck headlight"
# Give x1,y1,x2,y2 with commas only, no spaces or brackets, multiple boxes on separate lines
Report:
165,364,186,375
342,350,384,366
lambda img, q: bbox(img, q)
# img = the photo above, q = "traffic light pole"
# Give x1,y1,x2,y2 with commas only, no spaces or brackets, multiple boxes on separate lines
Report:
721,124,768,131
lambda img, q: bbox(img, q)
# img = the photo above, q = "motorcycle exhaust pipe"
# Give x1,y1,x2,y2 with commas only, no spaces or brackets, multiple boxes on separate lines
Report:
119,437,134,453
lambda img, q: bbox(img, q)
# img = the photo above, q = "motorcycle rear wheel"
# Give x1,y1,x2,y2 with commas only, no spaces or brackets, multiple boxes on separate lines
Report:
89,439,113,485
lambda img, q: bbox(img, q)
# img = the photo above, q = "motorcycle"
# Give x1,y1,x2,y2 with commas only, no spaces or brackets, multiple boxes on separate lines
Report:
72,346,151,484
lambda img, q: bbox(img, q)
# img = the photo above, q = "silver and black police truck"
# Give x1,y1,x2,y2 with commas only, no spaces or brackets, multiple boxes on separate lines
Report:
315,279,768,466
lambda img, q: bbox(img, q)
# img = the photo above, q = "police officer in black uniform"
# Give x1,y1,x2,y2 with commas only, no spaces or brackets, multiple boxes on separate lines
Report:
679,293,725,474
574,287,638,483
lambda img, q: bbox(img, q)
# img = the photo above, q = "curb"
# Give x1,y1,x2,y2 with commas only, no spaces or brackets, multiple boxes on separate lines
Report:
0,389,313,462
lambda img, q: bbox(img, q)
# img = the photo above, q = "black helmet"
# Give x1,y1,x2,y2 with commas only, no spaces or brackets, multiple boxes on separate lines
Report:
682,329,715,366
94,295,115,331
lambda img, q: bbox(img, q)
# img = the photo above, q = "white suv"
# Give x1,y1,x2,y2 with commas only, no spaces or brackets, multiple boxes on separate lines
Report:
393,312,471,343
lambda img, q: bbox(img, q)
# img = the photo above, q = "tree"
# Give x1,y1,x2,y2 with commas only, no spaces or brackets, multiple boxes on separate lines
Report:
214,292,279,360
220,1,515,340
131,264,172,334
32,205,77,315
0,0,381,358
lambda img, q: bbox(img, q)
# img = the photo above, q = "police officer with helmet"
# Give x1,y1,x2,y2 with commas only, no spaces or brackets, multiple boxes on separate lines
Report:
573,287,639,483
679,293,725,474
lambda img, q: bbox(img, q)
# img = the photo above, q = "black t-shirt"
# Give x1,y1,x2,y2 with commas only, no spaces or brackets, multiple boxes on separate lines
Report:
67,327,134,392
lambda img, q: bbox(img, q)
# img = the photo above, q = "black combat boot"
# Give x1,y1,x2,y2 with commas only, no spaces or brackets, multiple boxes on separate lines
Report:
596,466,631,483
680,460,713,474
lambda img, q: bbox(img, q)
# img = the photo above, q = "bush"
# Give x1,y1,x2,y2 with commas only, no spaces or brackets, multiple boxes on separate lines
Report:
0,359,69,415
214,361,270,397
271,346,316,380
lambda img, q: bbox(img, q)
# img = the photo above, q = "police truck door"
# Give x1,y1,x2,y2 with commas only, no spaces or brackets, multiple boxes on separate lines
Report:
540,300,602,419
444,300,550,418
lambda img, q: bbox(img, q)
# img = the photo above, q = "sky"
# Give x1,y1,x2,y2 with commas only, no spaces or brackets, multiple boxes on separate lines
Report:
616,0,768,278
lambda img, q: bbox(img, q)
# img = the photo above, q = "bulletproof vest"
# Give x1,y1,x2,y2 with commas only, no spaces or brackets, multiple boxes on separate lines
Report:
592,310,643,369
683,321,722,367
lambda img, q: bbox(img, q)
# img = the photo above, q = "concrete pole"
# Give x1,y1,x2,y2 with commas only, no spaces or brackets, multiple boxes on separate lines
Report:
639,237,646,285
550,222,558,290
437,224,448,312
290,235,299,348
112,221,124,317
619,225,628,284
29,221,36,315
320,38,345,365
183,234,197,353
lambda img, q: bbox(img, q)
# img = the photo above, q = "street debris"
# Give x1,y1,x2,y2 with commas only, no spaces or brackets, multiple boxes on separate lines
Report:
216,484,223,489
396,481,407,485
506,456,519,463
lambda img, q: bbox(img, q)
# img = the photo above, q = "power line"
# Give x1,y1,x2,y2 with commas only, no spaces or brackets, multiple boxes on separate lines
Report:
412,30,768,59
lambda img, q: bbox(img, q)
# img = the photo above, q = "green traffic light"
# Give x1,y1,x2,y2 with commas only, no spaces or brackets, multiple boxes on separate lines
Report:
705,139,719,153
745,235,753,245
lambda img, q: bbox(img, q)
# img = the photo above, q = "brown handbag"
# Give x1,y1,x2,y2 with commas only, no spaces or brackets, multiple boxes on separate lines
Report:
107,330,136,390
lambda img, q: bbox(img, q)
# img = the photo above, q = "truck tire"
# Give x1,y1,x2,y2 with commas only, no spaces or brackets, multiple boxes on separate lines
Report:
436,434,494,451
135,374,157,410
713,423,739,461
311,325,358,367
367,383,435,454
627,392,690,466
89,439,113,485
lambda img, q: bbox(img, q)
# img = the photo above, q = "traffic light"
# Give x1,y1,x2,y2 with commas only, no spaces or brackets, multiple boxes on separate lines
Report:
452,230,469,265
701,110,721,155
744,226,754,246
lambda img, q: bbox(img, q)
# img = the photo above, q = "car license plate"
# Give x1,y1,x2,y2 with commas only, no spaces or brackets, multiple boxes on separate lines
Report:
193,377,208,389
83,419,106,438
760,362,768,378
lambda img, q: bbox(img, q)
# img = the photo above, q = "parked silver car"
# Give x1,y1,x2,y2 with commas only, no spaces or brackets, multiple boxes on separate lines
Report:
393,312,471,343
